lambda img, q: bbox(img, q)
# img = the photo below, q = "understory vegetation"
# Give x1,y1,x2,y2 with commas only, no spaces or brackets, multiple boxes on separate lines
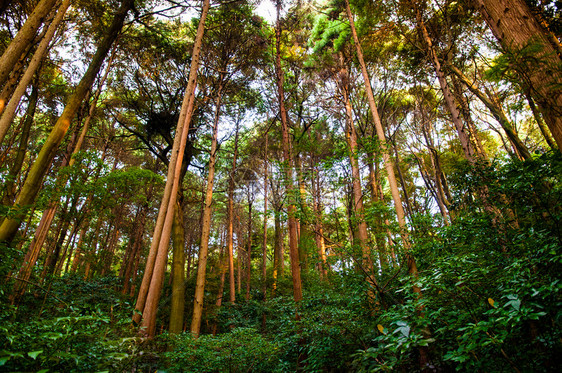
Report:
2,154,561,372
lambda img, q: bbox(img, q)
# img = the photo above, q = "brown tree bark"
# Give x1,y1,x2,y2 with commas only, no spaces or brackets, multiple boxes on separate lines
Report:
2,82,38,206
227,123,240,303
262,134,269,296
0,0,70,145
275,1,302,303
121,202,149,295
448,65,531,160
0,0,133,245
473,0,562,149
414,4,477,163
245,191,253,301
190,75,223,337
0,0,58,89
345,0,410,252
338,56,373,271
311,158,328,279
134,0,209,335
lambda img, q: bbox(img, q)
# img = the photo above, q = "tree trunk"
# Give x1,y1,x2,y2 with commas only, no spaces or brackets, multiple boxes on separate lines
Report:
2,82,38,206
122,202,148,295
0,0,58,89
0,0,70,145
311,158,328,279
523,89,557,150
339,57,373,271
190,76,223,337
366,154,389,266
275,1,302,303
0,0,133,245
448,64,532,160
473,0,562,149
262,134,269,296
414,4,477,163
344,0,411,252
169,197,186,334
134,0,209,334
245,196,252,301
227,122,240,303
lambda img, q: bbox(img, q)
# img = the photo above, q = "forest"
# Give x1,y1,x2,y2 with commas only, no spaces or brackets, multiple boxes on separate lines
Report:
0,0,561,371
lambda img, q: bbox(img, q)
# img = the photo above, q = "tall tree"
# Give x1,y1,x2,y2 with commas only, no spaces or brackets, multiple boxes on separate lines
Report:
0,0,134,245
275,0,303,303
0,0,58,89
135,0,210,337
473,0,562,149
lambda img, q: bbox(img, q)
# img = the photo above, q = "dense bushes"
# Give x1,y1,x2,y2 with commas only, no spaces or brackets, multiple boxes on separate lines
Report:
1,154,561,372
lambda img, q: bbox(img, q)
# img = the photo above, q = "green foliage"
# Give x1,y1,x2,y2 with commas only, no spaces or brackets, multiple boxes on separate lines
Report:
165,328,281,373
0,275,154,372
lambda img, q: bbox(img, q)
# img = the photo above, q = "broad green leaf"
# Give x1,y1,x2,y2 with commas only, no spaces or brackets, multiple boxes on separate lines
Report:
28,350,43,359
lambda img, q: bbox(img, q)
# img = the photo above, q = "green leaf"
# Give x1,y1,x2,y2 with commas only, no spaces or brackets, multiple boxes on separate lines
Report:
0,356,9,366
28,350,43,359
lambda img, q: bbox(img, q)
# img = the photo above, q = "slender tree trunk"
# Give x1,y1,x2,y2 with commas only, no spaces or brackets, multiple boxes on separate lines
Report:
275,1,302,303
311,158,328,278
55,220,80,276
448,65,531,160
414,4,476,162
0,0,133,245
345,1,426,362
122,202,148,294
169,197,186,334
0,0,71,145
345,0,411,254
0,0,58,89
473,0,562,148
227,123,240,303
134,0,209,334
524,89,557,150
100,209,123,276
190,78,223,337
339,58,373,271
366,154,389,266
262,134,269,296
2,82,38,206
245,196,252,301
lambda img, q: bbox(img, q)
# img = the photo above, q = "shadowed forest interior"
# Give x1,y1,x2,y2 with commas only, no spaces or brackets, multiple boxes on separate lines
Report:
0,0,561,371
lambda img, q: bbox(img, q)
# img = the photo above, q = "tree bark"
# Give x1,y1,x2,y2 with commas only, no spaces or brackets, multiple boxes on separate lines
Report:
169,198,186,334
190,75,223,337
2,82,38,206
0,0,133,245
262,134,269,296
448,64,531,160
0,0,58,89
0,0,70,145
473,0,562,149
275,1,302,303
414,4,477,162
227,122,240,303
134,0,209,335
339,57,373,271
